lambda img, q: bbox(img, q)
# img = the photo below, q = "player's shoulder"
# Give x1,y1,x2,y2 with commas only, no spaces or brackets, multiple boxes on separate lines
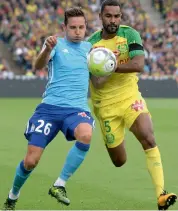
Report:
87,30,102,44
57,37,63,41
80,40,92,51
56,37,64,45
82,40,92,48
118,25,140,35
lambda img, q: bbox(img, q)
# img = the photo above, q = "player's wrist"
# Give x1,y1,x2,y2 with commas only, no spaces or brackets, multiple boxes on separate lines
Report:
115,66,121,73
45,46,53,53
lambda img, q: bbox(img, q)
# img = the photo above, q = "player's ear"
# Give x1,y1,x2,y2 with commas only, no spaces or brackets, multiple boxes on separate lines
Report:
99,13,101,20
120,13,122,19
61,23,66,31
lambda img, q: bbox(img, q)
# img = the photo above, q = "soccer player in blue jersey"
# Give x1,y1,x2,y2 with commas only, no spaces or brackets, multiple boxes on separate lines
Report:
3,7,94,210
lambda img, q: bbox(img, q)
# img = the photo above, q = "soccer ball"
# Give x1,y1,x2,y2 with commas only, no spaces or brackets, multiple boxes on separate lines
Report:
87,47,117,77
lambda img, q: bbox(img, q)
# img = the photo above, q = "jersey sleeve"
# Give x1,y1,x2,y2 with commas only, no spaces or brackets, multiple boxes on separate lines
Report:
126,28,145,59
87,31,102,45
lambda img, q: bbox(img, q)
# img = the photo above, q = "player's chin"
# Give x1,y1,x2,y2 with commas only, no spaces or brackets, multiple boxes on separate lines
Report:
107,29,118,34
106,27,118,34
72,37,83,43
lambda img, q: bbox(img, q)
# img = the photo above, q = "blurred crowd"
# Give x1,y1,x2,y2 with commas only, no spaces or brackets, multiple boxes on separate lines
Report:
152,0,178,19
0,55,12,79
0,0,178,81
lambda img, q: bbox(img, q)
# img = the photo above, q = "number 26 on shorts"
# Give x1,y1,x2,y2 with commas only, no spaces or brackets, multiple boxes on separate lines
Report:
35,120,52,136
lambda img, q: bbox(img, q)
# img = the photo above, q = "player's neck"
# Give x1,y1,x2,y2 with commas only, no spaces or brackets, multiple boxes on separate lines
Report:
101,30,116,40
65,37,81,45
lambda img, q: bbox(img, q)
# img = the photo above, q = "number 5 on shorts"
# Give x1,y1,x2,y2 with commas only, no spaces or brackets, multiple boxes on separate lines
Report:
104,120,111,133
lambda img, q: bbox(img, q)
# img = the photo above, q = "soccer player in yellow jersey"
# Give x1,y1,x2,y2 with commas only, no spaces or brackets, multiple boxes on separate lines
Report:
88,0,177,209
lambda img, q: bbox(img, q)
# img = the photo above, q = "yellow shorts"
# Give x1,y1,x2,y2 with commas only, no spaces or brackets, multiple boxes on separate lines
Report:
94,94,149,148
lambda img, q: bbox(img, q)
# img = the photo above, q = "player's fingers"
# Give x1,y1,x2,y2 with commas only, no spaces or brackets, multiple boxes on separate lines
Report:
46,38,57,48
47,37,55,44
45,42,53,50
113,50,120,57
113,52,119,57
50,37,57,46
46,40,53,48
51,37,57,45
47,36,57,43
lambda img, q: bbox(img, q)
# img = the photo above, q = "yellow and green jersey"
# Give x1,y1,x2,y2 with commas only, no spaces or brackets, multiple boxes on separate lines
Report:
88,25,145,107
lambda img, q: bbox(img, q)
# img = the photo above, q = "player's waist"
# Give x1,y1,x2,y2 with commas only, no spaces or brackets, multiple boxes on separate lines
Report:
90,73,139,92
90,87,140,107
42,98,90,112
90,74,139,106
36,103,90,114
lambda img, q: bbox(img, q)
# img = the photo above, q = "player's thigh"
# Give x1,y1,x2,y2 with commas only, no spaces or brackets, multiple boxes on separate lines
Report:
124,95,155,149
130,113,156,149
96,108,127,166
24,112,60,149
95,105,125,149
61,111,94,143
124,95,149,129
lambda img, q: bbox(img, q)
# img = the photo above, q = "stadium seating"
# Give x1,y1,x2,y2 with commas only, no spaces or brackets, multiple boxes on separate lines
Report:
0,0,177,79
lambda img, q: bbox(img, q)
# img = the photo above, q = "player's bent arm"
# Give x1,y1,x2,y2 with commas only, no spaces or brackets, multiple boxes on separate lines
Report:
34,35,57,70
115,55,145,73
34,47,52,70
90,74,110,89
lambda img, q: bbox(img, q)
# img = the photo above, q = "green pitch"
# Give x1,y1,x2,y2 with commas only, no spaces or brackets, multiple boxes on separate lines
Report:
0,98,178,210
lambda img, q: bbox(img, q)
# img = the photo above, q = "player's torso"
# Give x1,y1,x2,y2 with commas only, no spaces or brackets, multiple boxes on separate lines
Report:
90,28,139,107
43,38,91,111
93,36,130,65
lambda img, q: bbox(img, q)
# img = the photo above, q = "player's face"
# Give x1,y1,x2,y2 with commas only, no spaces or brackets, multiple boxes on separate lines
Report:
100,6,122,34
65,17,86,43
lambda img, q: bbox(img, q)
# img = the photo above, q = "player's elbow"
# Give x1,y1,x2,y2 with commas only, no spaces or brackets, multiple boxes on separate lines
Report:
132,62,144,73
94,81,105,89
137,64,144,73
91,79,104,89
34,54,49,70
34,61,45,70
132,56,145,73
92,76,109,89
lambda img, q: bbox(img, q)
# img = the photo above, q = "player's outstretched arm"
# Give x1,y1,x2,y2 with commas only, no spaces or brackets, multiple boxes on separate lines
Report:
90,74,110,89
34,36,57,70
115,55,145,73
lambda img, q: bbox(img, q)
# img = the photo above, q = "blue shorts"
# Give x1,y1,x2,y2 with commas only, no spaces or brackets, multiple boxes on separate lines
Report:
24,103,94,148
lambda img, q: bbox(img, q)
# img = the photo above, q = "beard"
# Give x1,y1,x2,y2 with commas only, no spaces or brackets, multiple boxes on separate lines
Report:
103,23,119,34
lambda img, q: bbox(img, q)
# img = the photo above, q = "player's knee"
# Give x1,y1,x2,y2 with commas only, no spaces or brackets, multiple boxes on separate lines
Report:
112,157,127,167
74,123,92,144
141,132,156,149
77,132,92,144
24,156,39,170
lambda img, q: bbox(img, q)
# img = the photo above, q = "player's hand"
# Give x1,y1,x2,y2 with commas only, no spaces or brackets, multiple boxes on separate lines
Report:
45,36,57,51
113,50,120,57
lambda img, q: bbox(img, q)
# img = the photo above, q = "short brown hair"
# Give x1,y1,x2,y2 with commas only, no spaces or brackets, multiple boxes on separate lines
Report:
64,7,86,25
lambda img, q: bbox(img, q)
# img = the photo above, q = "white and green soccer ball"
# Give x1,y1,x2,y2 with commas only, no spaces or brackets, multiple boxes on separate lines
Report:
87,47,117,77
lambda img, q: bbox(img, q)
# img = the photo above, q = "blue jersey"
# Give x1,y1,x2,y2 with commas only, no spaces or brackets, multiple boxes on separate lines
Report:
42,37,92,112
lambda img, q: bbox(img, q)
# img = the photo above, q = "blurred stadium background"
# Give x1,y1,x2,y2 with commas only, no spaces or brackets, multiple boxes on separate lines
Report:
0,0,178,210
